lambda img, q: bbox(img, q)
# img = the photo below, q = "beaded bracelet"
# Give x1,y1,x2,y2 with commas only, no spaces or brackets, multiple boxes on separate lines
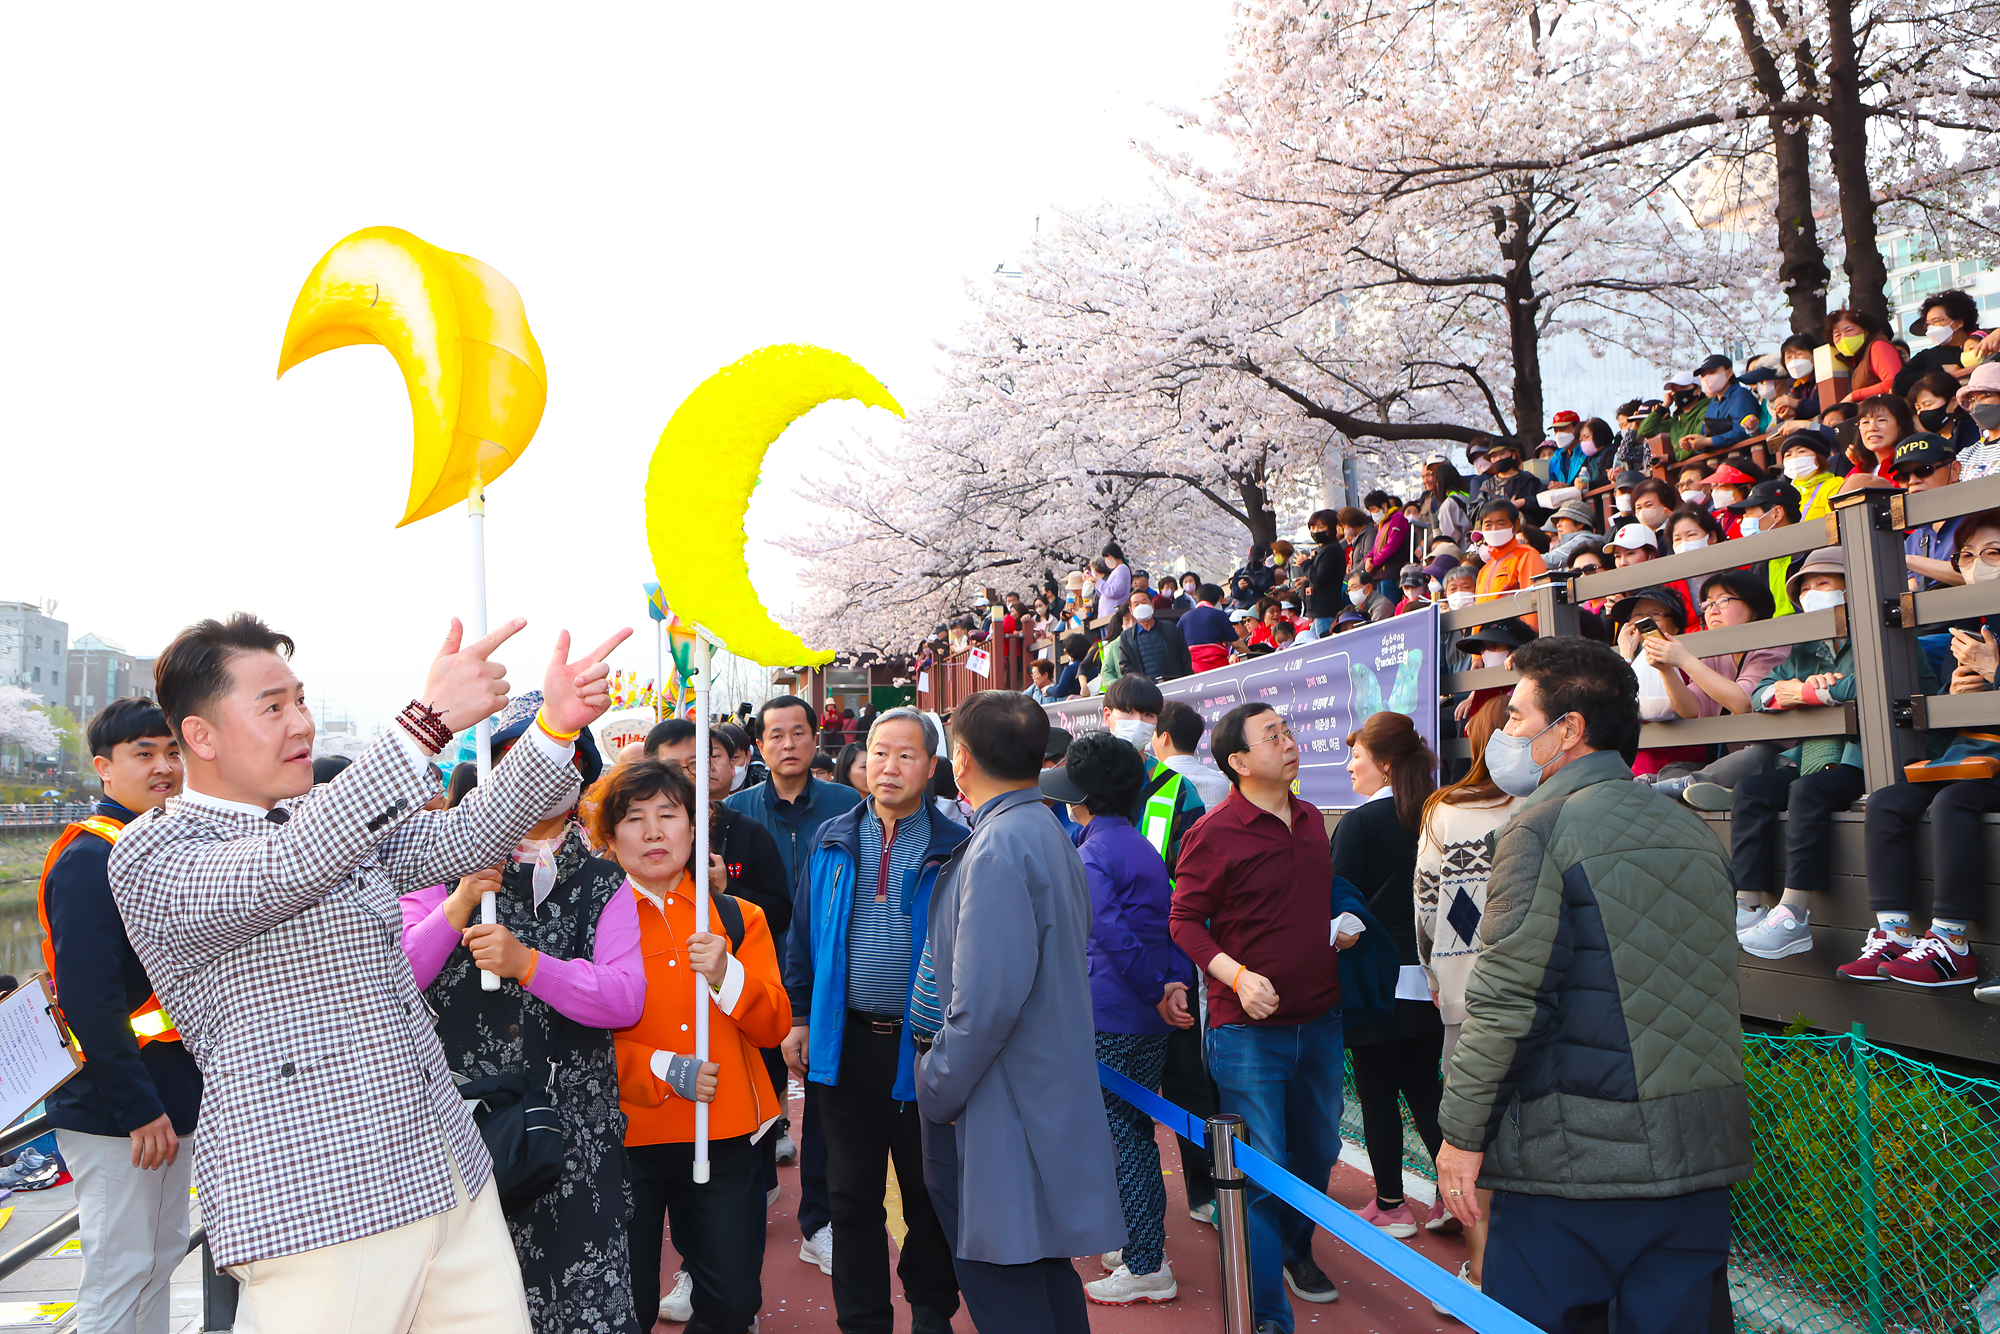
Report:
395,700,452,754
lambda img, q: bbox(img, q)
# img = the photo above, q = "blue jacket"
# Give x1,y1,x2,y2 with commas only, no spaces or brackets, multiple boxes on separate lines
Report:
1703,381,1765,451
787,800,969,1100
724,772,863,896
1075,815,1191,1035
1548,443,1586,486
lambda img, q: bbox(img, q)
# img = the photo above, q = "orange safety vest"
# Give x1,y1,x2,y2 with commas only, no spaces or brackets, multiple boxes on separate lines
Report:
37,814,180,1051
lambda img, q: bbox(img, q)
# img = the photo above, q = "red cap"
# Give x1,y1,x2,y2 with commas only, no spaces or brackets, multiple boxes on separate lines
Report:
1551,410,1581,428
1701,464,1755,486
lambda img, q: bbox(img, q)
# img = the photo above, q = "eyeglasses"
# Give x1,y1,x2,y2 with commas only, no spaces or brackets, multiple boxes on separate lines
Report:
1572,562,1604,574
1955,545,2000,570
1248,721,1296,748
1700,595,1746,613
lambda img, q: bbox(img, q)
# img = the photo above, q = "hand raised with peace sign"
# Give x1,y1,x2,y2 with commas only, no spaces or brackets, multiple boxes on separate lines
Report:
423,617,526,730
541,628,634,735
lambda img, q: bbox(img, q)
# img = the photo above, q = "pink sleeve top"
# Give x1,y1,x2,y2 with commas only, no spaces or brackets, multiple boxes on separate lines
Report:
399,884,646,1029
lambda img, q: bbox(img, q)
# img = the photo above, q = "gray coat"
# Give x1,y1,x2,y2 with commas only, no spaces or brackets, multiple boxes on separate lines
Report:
917,786,1126,1265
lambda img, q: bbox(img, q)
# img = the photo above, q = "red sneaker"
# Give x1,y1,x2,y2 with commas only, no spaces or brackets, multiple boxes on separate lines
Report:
1835,929,1910,981
1879,931,1979,987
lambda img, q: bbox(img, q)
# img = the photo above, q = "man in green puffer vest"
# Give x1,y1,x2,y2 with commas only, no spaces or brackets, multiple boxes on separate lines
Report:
1433,636,1751,1334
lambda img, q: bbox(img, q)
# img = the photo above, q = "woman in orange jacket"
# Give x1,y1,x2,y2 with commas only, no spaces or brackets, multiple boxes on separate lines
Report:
593,759,791,1334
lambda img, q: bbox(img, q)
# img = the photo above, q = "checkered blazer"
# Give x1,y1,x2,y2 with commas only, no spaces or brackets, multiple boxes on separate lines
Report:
108,728,575,1268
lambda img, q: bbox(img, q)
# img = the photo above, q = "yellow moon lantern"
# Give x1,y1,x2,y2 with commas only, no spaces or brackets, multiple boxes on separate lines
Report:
277,226,546,527
647,345,903,667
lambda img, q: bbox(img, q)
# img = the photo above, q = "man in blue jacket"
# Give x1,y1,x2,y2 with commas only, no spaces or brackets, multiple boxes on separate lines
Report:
783,708,966,1334
725,694,862,1275
41,698,203,1333
1680,354,1765,455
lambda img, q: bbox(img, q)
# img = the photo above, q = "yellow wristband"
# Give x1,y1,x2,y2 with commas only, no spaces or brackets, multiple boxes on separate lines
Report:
535,710,581,742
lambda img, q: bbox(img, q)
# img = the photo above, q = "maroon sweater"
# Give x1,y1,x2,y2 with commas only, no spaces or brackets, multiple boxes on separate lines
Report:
1168,788,1342,1027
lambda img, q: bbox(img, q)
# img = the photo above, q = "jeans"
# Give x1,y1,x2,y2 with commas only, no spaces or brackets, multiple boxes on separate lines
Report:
1728,763,1864,896
1205,1008,1346,1334
1863,777,2000,921
1312,617,1334,637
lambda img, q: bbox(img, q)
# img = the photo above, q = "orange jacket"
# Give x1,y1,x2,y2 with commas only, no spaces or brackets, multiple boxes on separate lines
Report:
615,876,792,1146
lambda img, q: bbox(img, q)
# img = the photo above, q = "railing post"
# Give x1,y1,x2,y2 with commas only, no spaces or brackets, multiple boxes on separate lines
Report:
202,1234,238,1333
1833,490,1925,789
1850,1022,1883,1334
1530,579,1581,640
1208,1112,1255,1334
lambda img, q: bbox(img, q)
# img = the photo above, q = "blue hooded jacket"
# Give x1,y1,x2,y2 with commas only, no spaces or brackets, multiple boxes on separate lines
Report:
785,799,969,1100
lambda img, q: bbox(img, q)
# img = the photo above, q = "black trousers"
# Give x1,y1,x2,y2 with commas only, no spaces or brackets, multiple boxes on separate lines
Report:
1729,764,1865,895
628,1135,764,1334
919,1115,1089,1334
1484,1187,1732,1334
1864,777,2000,921
821,1020,960,1332
800,1078,832,1236
1159,1022,1218,1210
1349,1028,1444,1199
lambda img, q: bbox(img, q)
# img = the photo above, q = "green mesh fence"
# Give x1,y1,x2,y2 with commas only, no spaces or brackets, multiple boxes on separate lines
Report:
1339,1027,2000,1332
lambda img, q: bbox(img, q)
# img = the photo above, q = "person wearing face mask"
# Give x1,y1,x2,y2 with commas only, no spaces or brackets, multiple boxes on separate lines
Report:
1737,365,1785,433
1483,444,1548,525
1953,361,2000,480
1472,500,1547,607
1303,509,1350,636
1768,434,1843,520
1610,403,1654,477
1447,618,1535,734
1666,507,1725,558
1636,373,1710,461
1441,564,1480,614
1347,569,1396,623
1102,675,1208,877
1698,464,1756,539
398,692,648,1334
1823,307,1904,406
1907,370,1975,453
1719,478,1809,616
1892,289,1983,396
1608,469,1646,522
1543,410,1585,485
1889,434,1969,589
1418,458,1473,544
1432,638,1748,1334
1362,490,1411,593
1677,355,1764,458
1770,334,1823,427
1116,588,1194,683
1728,550,1942,963
1396,565,1432,614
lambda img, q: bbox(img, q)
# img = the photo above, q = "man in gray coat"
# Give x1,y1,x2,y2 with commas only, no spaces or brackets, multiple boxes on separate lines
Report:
914,690,1125,1332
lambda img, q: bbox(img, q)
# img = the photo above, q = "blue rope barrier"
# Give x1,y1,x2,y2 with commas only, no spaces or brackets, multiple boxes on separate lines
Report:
1097,1060,1545,1334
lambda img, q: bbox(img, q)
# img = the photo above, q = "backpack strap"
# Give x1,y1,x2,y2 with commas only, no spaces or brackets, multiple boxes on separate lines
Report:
708,891,747,953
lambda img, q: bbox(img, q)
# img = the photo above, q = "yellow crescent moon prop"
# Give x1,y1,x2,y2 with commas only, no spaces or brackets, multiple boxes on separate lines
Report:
276,226,546,527
647,345,903,667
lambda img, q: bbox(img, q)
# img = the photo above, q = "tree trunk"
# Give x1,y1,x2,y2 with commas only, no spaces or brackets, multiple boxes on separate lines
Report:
1822,0,1887,320
1499,196,1542,443
1730,0,1829,333
1235,467,1278,552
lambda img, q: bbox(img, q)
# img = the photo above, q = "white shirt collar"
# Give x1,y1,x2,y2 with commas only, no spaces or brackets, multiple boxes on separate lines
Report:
1362,785,1394,804
178,783,278,819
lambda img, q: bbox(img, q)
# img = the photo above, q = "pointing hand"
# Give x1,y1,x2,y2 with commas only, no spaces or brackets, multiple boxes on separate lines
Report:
541,629,634,734
423,618,525,732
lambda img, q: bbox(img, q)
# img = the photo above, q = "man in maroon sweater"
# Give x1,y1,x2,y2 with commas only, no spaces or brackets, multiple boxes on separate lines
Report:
1168,701,1353,1330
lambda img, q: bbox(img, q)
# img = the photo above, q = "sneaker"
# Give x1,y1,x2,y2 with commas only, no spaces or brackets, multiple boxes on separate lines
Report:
1188,1199,1217,1226
799,1224,833,1275
774,1132,797,1166
1735,903,1770,934
767,1184,781,1208
659,1270,693,1323
1283,1257,1339,1303
1879,931,1979,987
1739,905,1814,959
1086,1261,1178,1305
1681,781,1734,812
910,1307,954,1334
1101,1249,1123,1272
0,1149,58,1192
1835,928,1910,981
1651,774,1690,799
1430,1260,1482,1319
1356,1199,1420,1238
1976,977,2000,1006
1422,1195,1463,1234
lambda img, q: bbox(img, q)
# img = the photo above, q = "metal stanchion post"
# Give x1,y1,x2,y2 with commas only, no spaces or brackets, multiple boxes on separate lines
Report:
202,1233,238,1332
1209,1111,1255,1334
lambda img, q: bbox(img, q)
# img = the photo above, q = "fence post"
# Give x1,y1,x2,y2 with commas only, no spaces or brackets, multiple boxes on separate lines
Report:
1530,579,1581,640
1208,1112,1256,1334
1832,489,1925,790
1850,1021,1883,1334
202,1234,238,1333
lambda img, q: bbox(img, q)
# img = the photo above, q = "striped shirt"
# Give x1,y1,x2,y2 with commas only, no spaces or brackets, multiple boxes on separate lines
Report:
846,806,927,1016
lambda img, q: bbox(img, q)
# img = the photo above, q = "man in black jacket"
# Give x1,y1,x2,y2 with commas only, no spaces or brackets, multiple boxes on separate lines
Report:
42,698,203,1333
1304,509,1348,636
1116,590,1193,682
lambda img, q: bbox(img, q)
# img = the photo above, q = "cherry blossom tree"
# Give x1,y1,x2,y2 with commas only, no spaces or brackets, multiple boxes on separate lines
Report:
0,684,59,757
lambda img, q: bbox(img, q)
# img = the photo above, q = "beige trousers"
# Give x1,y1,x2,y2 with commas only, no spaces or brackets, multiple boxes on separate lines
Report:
231,1150,528,1334
57,1128,194,1334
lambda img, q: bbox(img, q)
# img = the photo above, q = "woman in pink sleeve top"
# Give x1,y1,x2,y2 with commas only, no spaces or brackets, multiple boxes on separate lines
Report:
397,694,647,1334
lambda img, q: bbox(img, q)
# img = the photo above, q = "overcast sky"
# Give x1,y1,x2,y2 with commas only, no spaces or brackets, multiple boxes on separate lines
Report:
0,0,1231,729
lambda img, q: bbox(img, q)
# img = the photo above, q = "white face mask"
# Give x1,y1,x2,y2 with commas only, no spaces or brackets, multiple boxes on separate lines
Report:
1447,590,1477,610
1680,489,1705,504
1554,432,1575,447
1428,580,1442,595
1348,588,1370,606
1756,381,1782,401
1971,560,2000,584
1132,603,1154,622
1110,718,1154,751
1783,455,1818,480
1482,528,1516,548
1799,588,1846,613
1674,535,1711,554
1481,649,1508,668
732,763,748,791
1786,357,1814,379
1700,371,1730,394
1615,494,1634,513
1712,489,1740,507
1926,323,1956,346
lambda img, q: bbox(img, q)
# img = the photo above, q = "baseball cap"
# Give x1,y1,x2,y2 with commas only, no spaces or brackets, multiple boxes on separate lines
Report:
1890,433,1957,476
1457,616,1536,653
1038,730,1146,806
1612,469,1648,489
1609,523,1658,550
1726,478,1801,514
1667,371,1699,388
1551,410,1581,429
1739,366,1782,385
1694,354,1733,376
1467,440,1492,459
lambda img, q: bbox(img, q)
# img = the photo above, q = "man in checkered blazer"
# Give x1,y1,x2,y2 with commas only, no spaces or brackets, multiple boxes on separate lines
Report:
109,612,628,1334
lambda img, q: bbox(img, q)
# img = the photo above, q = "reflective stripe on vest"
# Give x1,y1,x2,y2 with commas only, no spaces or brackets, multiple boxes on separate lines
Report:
37,815,182,1050
1140,769,1183,864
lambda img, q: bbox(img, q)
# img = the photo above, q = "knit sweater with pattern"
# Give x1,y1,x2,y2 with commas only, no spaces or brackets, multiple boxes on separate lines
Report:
1414,793,1520,1026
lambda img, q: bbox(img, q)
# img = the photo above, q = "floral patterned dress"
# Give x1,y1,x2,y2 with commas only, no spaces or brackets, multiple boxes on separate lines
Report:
426,830,643,1334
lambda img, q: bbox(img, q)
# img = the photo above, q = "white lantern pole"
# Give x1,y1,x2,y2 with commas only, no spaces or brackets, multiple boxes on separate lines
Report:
692,631,713,1182
471,486,500,992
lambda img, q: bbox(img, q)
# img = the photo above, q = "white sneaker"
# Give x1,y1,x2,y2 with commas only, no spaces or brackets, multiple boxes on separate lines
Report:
1739,904,1814,959
1086,1261,1178,1305
1101,1249,1123,1272
799,1224,833,1275
775,1132,797,1165
1430,1261,1481,1319
1735,903,1769,934
659,1269,693,1322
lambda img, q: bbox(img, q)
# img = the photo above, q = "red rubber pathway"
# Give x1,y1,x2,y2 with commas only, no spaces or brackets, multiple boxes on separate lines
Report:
651,1119,1465,1334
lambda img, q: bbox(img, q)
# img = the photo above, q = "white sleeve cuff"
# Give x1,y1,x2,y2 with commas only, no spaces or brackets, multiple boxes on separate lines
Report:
392,723,436,770
709,953,745,1014
648,1048,679,1081
524,718,577,764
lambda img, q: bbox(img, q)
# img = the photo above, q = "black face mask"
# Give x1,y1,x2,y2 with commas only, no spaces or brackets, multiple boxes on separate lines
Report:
1311,528,1334,544
1918,406,1954,433
1492,457,1519,472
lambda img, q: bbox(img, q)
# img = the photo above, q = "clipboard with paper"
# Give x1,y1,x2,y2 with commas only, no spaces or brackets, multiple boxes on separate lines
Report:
0,978,83,1131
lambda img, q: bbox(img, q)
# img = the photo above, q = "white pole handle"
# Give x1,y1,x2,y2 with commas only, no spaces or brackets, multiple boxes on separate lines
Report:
470,489,501,992
692,632,712,1182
